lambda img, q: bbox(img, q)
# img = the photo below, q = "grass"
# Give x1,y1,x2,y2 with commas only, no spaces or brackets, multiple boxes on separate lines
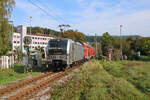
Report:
0,64,41,86
102,61,150,96
51,60,148,100
139,56,150,61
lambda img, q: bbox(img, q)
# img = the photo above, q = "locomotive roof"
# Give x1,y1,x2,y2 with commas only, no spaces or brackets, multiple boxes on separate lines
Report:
49,38,69,41
49,38,82,45
49,38,75,42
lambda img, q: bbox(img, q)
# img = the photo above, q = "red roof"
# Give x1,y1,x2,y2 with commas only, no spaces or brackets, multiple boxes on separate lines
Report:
27,33,51,37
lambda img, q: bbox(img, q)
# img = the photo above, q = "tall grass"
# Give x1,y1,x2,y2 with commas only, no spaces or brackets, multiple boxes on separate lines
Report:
51,60,148,100
102,61,150,96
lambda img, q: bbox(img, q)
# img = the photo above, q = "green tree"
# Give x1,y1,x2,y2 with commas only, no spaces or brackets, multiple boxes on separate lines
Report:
101,32,115,56
27,26,60,37
0,0,15,55
130,37,150,55
63,30,86,42
142,40,150,56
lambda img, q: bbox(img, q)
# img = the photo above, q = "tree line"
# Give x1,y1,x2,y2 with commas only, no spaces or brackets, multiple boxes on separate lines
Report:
25,26,86,42
100,32,150,60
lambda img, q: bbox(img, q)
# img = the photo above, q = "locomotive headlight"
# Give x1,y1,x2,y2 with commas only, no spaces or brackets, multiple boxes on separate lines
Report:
60,55,67,59
50,55,55,59
49,55,67,60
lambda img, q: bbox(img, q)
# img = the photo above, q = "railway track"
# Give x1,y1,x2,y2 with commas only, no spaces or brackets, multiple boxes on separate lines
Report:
0,72,54,100
0,65,80,100
0,72,54,95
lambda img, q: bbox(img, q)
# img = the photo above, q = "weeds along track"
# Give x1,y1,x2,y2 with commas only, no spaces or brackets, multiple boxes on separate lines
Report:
0,65,80,100
0,72,54,99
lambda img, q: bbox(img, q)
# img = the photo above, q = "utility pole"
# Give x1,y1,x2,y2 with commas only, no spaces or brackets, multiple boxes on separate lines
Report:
87,33,89,43
95,33,97,59
120,25,123,60
24,36,31,73
58,24,63,38
30,16,32,35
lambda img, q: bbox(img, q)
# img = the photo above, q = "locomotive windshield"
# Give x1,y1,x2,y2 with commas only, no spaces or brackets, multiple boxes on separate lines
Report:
48,39,68,55
48,40,68,50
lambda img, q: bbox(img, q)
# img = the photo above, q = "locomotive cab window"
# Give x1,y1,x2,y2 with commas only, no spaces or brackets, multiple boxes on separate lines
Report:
48,39,68,55
48,40,67,50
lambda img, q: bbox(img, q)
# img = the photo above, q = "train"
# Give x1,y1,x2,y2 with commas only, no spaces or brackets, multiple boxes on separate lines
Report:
46,38,96,70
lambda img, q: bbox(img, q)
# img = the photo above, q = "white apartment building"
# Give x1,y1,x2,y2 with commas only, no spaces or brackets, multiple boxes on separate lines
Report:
27,35,52,50
12,32,21,50
11,25,53,53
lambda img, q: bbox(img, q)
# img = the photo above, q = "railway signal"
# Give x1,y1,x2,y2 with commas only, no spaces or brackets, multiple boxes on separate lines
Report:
24,36,32,73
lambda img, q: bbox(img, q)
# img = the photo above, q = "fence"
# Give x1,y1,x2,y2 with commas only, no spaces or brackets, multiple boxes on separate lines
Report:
0,56,14,69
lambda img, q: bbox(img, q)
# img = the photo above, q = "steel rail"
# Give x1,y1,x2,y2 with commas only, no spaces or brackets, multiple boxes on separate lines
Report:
0,72,53,95
8,66,80,100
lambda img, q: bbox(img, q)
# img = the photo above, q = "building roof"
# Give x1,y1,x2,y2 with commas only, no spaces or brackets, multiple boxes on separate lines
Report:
27,33,51,37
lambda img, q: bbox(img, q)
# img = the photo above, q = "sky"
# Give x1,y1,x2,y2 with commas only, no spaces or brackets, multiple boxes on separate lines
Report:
11,0,150,36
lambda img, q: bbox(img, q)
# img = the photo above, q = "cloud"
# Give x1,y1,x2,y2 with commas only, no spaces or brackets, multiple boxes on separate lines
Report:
71,0,150,36
12,0,150,36
13,0,64,29
74,10,150,36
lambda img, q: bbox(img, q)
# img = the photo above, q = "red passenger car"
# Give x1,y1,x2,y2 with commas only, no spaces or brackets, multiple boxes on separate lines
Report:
87,46,92,59
81,43,88,60
81,42,96,60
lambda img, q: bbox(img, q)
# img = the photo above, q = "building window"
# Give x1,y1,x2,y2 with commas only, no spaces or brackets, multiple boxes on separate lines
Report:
17,41,19,43
35,37,37,39
17,36,20,38
14,35,16,38
35,42,37,44
14,41,16,43
32,37,34,39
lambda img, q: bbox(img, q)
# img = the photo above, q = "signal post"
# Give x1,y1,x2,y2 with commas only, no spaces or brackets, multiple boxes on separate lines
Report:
24,36,31,73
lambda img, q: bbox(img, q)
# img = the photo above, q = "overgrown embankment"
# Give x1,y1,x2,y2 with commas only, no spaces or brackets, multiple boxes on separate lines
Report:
51,60,148,100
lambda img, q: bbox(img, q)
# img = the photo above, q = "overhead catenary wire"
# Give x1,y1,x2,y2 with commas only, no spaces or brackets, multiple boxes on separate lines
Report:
36,0,66,24
28,0,77,31
28,0,63,24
